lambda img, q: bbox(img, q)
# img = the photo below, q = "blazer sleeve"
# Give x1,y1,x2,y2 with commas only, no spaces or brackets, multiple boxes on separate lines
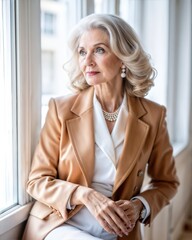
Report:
26,98,79,220
139,106,179,224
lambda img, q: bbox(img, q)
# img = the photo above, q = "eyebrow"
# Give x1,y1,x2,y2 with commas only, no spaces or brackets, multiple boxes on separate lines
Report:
78,42,109,49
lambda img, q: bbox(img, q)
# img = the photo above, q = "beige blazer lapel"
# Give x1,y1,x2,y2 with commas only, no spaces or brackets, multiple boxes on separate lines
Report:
113,95,149,194
66,88,95,187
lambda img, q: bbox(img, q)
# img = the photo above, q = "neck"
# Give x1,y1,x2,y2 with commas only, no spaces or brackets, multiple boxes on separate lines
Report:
94,84,124,113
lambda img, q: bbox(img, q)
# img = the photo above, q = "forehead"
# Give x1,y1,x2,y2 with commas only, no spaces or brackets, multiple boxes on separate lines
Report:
78,29,110,47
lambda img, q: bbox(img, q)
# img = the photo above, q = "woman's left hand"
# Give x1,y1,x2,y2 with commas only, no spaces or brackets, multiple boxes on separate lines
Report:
115,199,143,230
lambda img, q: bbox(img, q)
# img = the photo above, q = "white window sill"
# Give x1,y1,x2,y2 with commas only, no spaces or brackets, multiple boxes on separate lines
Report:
0,202,33,235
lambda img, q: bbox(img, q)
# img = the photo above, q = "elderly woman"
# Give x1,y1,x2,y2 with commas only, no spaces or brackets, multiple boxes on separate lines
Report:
22,14,179,240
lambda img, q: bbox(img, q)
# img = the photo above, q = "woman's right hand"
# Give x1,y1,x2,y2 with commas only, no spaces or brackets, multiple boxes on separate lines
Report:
70,186,132,237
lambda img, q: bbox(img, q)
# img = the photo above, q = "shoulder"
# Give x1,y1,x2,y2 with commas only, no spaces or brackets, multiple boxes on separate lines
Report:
127,95,167,127
128,93,166,119
139,97,166,115
53,92,79,108
138,97,167,129
47,92,79,119
47,87,94,120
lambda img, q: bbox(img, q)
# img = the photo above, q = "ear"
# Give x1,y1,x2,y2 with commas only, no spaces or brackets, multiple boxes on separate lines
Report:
121,63,126,68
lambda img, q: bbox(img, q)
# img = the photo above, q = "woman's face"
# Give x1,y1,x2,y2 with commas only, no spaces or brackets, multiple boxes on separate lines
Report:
78,29,122,87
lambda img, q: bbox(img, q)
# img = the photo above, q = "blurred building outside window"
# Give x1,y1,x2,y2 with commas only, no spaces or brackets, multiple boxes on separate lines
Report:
41,11,56,35
41,0,79,124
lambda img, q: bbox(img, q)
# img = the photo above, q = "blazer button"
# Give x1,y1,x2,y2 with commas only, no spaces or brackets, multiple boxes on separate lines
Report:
137,170,144,177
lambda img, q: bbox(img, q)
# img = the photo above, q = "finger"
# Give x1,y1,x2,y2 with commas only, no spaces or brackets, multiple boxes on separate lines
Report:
106,204,131,235
102,213,125,237
116,202,128,210
116,200,131,211
114,203,132,227
115,200,125,206
126,202,140,220
97,216,117,236
97,202,129,236
125,205,135,216
125,213,138,229
109,201,137,234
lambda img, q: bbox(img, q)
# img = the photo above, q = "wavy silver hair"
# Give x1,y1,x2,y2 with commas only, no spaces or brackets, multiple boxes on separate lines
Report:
65,13,156,97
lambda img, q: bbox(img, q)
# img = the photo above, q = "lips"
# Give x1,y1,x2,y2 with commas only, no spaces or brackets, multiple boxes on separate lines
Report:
86,71,99,76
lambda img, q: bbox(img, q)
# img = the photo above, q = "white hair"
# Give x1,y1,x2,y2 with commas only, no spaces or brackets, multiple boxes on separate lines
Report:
65,13,156,97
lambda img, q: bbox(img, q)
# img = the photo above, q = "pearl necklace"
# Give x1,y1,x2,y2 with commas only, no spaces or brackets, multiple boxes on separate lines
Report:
102,108,120,122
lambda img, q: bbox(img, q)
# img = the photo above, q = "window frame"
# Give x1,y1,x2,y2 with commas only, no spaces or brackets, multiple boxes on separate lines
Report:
0,0,41,234
16,0,41,206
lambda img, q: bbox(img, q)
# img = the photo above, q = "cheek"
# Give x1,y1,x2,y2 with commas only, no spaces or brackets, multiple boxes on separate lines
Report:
102,58,121,74
100,58,113,71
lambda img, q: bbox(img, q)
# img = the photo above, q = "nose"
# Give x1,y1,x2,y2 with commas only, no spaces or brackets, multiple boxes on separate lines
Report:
84,52,94,66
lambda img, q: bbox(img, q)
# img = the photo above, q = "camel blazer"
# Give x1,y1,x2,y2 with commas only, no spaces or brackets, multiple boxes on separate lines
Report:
22,87,179,240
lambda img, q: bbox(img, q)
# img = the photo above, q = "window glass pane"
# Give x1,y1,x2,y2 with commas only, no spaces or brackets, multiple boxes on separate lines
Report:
0,0,17,214
94,0,107,13
42,11,56,35
120,0,169,106
41,0,80,125
141,0,169,106
119,0,139,31
94,0,115,14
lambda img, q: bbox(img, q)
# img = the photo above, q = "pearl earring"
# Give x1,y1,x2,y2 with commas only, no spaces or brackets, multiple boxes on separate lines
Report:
121,64,126,78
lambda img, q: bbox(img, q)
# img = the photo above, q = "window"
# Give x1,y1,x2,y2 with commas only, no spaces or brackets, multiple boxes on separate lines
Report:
120,0,169,107
41,0,82,124
166,0,191,148
41,11,56,35
120,0,191,149
0,0,17,214
0,0,41,234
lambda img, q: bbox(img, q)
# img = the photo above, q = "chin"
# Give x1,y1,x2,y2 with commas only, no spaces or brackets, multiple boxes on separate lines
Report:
86,78,106,86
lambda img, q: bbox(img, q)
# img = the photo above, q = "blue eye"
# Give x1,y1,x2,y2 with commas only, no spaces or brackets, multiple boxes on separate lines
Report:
95,47,105,54
79,49,86,56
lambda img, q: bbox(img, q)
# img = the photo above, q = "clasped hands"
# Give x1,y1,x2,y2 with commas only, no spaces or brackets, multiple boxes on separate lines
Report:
71,187,143,237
